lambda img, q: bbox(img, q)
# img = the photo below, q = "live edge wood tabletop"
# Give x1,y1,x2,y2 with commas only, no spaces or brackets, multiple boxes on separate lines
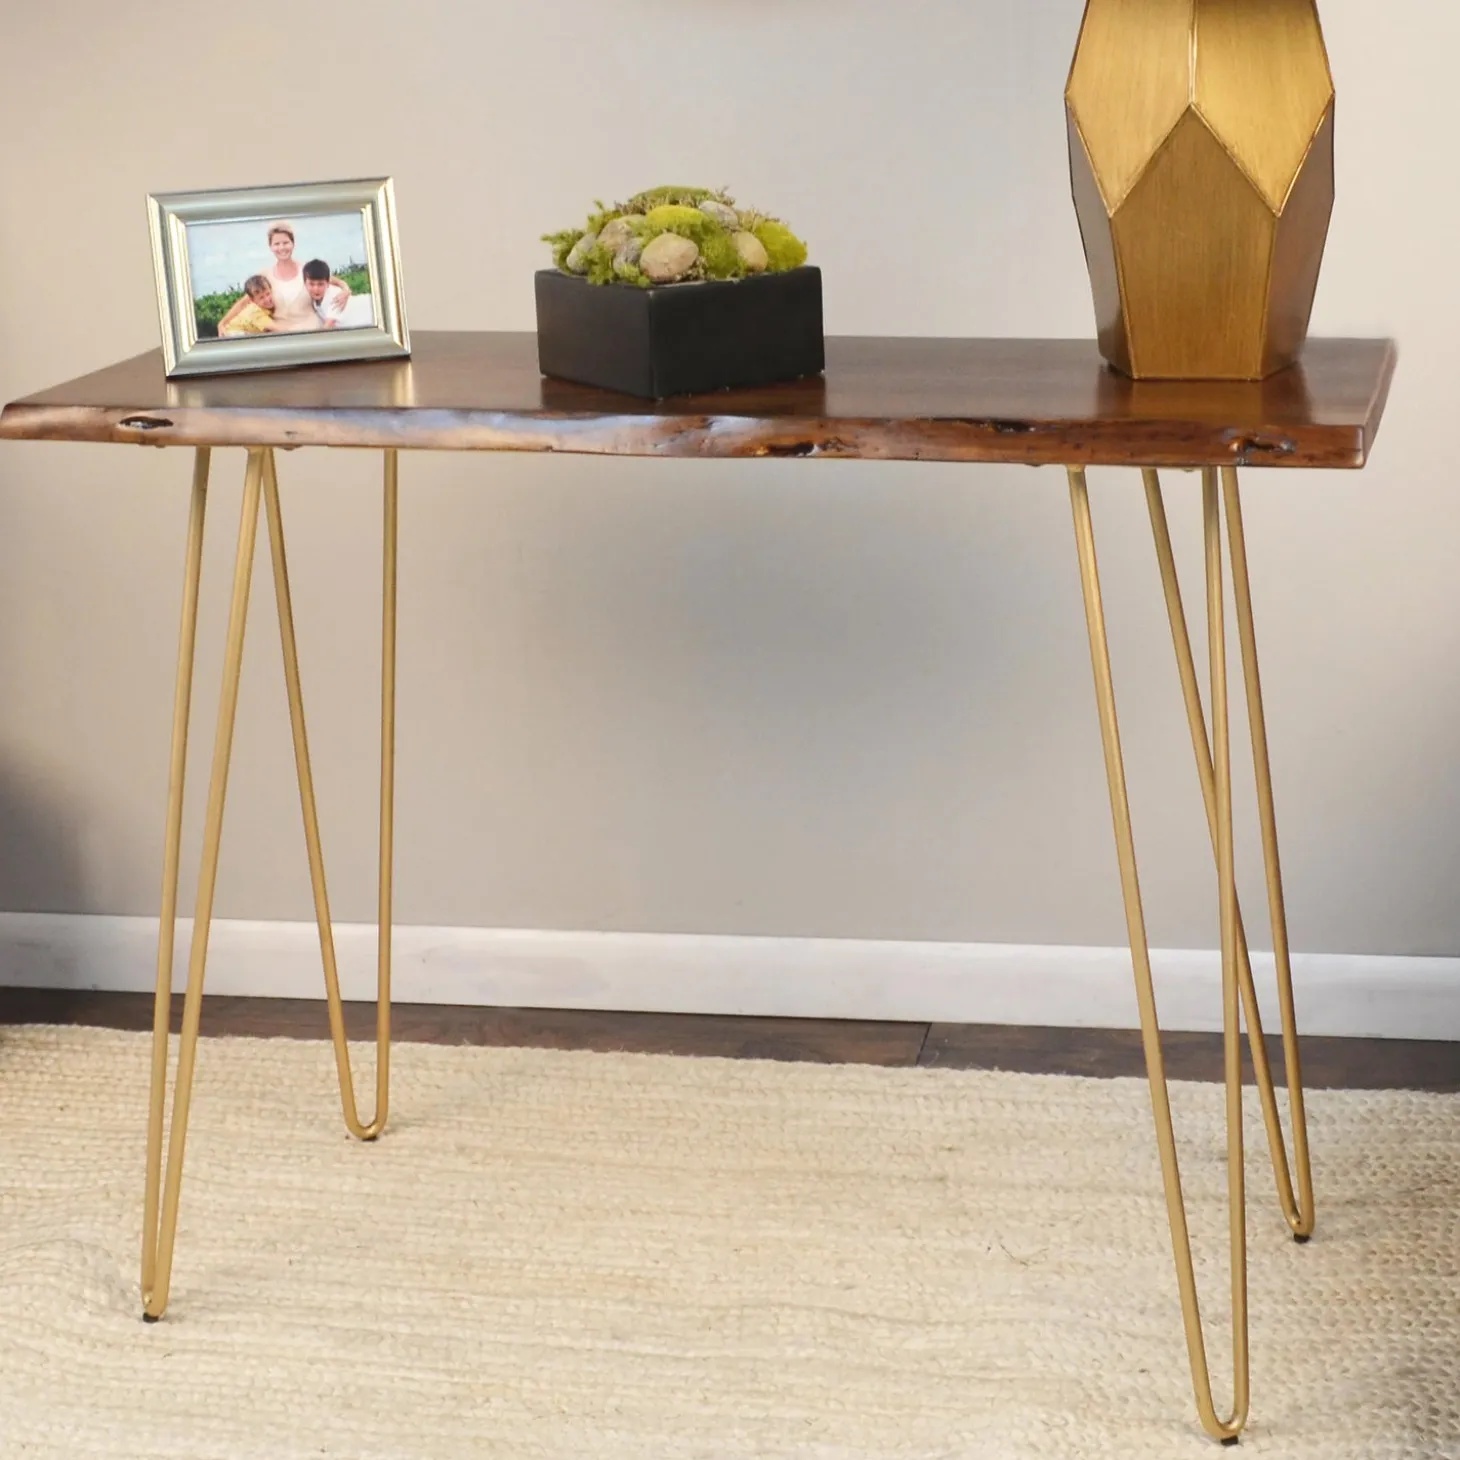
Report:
0,329,1400,1443
0,330,1395,467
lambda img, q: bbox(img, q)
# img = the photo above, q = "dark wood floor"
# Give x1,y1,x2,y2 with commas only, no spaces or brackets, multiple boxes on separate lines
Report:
2,987,1456,1091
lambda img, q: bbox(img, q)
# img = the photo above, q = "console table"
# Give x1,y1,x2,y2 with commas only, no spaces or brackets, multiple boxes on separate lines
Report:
0,331,1397,1442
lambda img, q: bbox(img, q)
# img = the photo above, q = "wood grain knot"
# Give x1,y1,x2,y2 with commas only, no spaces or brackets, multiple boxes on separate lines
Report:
1226,432,1296,460
119,416,174,432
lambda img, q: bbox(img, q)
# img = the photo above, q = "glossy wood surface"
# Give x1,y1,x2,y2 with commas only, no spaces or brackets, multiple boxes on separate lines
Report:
0,331,1395,468
4,989,1455,1091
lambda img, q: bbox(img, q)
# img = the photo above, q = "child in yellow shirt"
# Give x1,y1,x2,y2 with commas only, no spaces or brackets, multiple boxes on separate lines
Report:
218,276,283,337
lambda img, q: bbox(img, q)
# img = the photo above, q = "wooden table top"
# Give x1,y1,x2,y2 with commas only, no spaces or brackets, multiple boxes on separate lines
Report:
0,331,1396,469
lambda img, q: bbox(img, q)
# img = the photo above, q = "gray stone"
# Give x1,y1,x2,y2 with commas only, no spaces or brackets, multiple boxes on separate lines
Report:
563,232,597,275
597,215,643,256
698,200,740,231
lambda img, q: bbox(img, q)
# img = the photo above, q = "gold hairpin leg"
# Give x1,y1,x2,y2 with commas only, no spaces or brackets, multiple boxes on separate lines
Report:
1068,466,1248,1442
142,448,266,1321
263,447,394,1140
141,446,397,1319
1144,466,1314,1240
141,447,209,1313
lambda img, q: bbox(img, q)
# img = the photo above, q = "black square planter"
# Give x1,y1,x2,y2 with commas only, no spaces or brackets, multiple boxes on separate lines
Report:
535,266,824,399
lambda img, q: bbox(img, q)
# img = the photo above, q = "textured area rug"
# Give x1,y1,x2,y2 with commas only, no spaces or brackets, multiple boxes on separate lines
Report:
1,1026,1456,1459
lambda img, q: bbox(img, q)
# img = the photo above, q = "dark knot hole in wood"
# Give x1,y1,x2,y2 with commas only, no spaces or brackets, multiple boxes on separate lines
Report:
1226,432,1297,459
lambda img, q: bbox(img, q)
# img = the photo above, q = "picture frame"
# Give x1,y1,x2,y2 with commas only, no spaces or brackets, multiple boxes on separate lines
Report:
147,177,409,378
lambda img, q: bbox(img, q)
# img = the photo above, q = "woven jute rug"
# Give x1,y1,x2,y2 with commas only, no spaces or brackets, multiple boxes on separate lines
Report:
1,1025,1456,1458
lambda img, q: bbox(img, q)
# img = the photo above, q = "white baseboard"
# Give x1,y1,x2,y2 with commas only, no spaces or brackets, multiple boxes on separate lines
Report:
0,912,1455,1041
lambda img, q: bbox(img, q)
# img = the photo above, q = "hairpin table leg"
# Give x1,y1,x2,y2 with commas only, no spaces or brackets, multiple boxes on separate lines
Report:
1067,465,1248,1442
142,448,265,1321
262,447,395,1140
1143,466,1315,1241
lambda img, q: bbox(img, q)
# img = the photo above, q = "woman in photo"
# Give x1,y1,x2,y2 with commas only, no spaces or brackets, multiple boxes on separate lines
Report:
215,220,352,336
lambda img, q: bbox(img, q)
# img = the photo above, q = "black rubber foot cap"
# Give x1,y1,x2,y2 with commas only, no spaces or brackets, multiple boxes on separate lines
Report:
1221,1436,1240,1447
1294,1233,1312,1245
142,1312,161,1324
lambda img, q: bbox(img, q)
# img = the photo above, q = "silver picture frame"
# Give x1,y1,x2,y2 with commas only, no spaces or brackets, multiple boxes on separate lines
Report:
147,176,409,378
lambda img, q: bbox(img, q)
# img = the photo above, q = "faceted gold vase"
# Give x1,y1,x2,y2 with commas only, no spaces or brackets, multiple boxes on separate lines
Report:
1066,0,1335,380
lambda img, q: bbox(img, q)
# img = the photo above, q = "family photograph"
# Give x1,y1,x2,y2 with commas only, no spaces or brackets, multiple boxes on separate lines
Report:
188,213,376,340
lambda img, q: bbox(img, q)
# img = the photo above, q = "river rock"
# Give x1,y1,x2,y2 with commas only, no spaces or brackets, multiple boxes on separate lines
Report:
698,200,740,230
564,232,597,274
597,215,642,255
640,233,699,283
732,231,769,272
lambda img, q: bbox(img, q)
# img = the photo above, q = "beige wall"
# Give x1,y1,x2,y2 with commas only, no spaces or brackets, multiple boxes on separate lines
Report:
0,0,1455,959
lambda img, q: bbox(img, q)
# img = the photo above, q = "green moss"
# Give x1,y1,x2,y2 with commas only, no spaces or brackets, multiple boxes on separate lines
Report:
583,243,621,286
698,229,745,280
579,239,655,287
541,227,586,272
642,204,713,240
586,200,626,235
753,220,807,272
627,184,720,213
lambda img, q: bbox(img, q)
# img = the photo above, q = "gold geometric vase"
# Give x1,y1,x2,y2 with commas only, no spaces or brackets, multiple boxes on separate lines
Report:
1066,0,1335,380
